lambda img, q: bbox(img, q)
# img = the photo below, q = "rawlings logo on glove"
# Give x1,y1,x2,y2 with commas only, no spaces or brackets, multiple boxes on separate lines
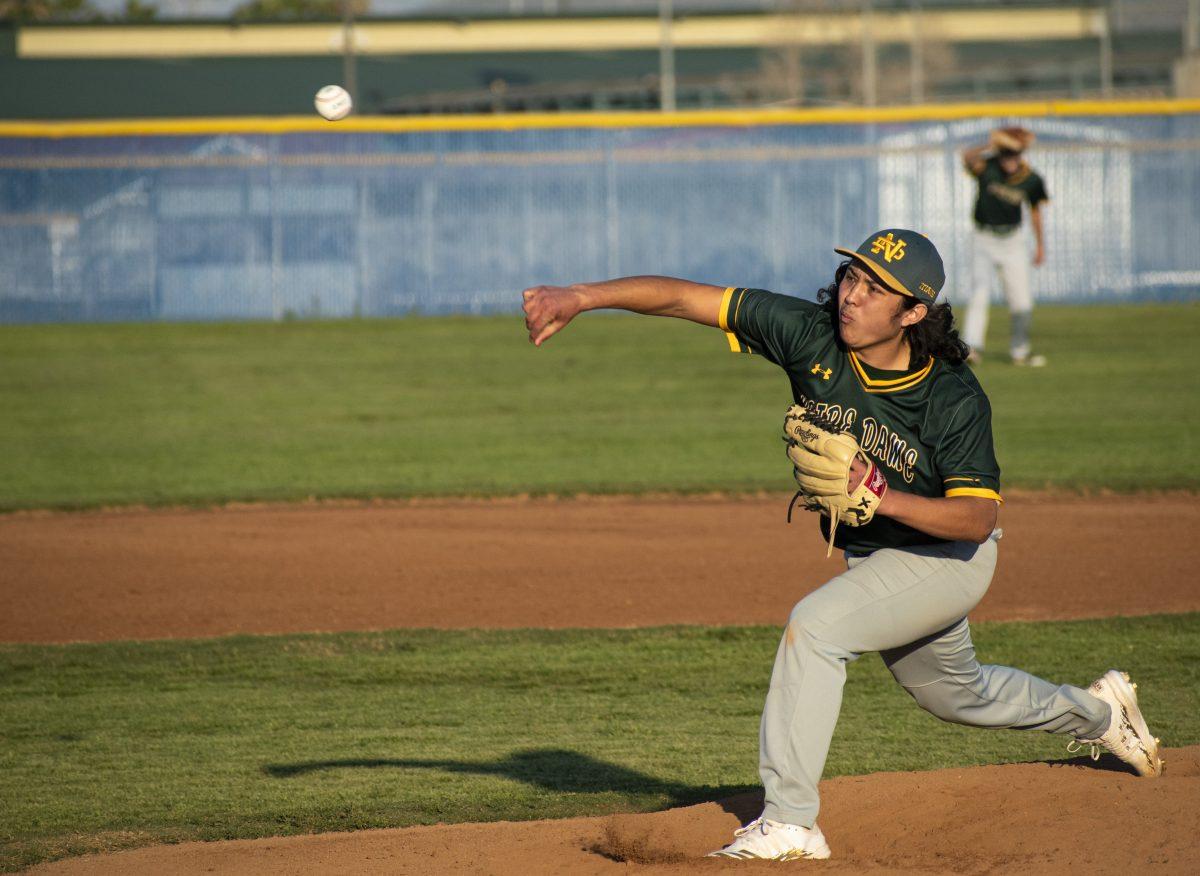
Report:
783,405,888,556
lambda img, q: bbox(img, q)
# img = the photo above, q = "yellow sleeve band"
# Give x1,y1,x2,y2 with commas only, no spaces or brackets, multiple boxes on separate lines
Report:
945,487,1003,503
718,287,749,353
718,286,736,331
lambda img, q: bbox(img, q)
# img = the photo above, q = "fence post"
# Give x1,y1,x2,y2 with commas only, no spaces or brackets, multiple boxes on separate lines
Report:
605,143,620,279
910,0,925,104
342,0,358,107
862,0,878,106
270,164,282,321
355,175,368,318
1099,1,1114,99
659,0,677,112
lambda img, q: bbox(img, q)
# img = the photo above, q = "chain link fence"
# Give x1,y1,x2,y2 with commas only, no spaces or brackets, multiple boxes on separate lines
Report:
1,109,1197,323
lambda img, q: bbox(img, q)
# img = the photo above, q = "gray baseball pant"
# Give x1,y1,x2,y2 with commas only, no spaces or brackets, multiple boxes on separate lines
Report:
759,531,1111,828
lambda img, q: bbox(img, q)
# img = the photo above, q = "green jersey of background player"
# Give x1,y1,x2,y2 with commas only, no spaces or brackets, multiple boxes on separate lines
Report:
521,228,1162,863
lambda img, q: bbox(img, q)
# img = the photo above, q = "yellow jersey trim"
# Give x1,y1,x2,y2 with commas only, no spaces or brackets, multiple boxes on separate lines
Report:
848,352,934,393
3,100,1199,139
945,487,1004,503
719,287,750,353
732,288,748,331
718,287,736,331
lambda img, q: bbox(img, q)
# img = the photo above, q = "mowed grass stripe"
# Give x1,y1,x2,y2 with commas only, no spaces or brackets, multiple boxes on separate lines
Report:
0,303,1197,510
1,614,1197,871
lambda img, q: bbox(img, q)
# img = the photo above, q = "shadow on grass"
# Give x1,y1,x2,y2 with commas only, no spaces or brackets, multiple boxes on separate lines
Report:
263,747,759,811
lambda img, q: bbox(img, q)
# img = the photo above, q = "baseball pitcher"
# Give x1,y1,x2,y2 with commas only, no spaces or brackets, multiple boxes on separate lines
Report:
522,228,1161,862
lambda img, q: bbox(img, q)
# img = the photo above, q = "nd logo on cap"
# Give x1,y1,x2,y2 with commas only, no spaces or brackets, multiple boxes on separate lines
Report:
870,232,907,263
834,228,945,305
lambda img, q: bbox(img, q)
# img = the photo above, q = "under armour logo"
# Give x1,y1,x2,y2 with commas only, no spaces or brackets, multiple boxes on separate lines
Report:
810,363,832,380
870,233,907,263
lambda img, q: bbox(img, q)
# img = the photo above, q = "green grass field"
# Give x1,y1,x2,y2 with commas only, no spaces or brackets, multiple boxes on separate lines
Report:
2,615,1197,872
3,303,1198,871
0,303,1197,510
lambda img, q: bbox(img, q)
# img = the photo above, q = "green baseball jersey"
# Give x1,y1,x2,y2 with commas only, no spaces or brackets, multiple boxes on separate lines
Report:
972,156,1049,229
719,286,1002,554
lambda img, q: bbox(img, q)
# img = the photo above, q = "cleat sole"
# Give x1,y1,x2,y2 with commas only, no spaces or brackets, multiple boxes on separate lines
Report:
1107,671,1163,777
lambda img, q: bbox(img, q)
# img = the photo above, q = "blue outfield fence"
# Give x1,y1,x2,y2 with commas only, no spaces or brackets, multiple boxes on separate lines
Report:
1,107,1198,324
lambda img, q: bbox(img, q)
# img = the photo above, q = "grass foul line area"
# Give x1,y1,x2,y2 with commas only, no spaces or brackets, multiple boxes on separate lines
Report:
0,303,1197,511
1,613,1197,872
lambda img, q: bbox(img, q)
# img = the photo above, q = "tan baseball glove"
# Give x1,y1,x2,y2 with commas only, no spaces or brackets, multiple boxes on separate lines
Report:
783,405,889,556
989,126,1035,153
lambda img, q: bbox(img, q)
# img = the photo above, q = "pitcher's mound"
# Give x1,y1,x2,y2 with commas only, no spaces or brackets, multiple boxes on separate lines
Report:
32,746,1199,875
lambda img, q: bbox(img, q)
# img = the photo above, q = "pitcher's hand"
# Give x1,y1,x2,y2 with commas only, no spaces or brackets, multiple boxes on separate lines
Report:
523,285,584,346
848,455,868,493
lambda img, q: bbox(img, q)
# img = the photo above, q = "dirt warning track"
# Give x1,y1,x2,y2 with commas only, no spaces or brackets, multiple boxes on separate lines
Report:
1,493,1196,644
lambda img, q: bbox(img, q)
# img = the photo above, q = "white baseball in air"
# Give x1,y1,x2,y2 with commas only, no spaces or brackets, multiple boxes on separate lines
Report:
314,85,353,121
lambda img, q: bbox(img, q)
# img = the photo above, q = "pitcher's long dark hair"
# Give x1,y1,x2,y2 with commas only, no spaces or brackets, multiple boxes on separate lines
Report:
817,260,970,368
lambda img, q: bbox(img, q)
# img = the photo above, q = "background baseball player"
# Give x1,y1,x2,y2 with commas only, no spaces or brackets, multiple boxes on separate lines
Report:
961,127,1049,367
521,229,1162,862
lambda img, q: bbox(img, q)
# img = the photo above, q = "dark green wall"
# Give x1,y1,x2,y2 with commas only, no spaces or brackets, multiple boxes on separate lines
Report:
0,48,762,118
0,27,1173,120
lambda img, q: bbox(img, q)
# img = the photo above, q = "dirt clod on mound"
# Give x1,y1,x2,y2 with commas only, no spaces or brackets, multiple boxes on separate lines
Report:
593,817,689,865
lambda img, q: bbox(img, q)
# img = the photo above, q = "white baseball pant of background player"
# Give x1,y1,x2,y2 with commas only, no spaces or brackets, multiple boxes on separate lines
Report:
961,226,1036,362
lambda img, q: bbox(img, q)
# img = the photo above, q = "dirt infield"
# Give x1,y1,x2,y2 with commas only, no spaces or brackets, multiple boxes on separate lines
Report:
6,493,1199,874
30,746,1200,875
2,494,1197,644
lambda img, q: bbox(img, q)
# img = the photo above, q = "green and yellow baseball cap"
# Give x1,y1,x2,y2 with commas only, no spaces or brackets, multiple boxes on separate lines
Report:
834,228,945,305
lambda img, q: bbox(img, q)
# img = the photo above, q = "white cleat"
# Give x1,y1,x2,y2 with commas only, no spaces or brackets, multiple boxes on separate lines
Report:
1068,669,1163,777
1012,353,1047,367
707,816,832,861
